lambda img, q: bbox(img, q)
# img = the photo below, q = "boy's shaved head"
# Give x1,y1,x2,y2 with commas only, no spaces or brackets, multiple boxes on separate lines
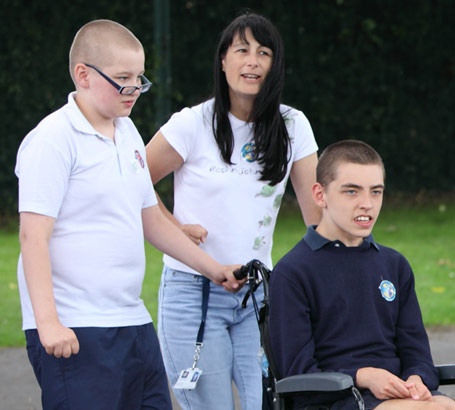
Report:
317,140,385,188
69,19,143,83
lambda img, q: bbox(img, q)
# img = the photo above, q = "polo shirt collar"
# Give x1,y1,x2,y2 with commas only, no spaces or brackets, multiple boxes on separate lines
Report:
304,225,379,251
62,92,98,136
63,92,122,139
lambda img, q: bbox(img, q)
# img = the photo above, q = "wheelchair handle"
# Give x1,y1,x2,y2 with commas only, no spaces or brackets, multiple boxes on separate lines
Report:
233,259,271,281
233,265,250,280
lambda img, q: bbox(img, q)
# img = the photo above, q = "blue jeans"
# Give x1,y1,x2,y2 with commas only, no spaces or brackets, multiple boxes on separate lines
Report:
158,265,264,410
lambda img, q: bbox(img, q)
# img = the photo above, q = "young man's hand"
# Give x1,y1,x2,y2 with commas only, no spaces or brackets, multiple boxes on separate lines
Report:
37,321,80,358
356,367,412,400
406,375,432,401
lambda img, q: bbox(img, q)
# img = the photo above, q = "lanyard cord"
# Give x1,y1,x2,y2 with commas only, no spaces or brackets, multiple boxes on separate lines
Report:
196,277,210,344
192,277,210,369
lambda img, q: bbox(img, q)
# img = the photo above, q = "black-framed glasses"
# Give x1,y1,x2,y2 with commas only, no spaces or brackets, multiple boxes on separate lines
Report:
84,63,152,95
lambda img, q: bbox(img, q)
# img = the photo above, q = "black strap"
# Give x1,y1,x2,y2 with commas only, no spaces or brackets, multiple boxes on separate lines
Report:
196,277,210,345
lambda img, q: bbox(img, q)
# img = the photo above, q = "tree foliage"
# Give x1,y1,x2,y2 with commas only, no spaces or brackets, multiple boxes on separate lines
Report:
1,0,454,215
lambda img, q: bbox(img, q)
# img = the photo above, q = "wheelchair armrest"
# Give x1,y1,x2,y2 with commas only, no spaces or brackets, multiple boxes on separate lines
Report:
274,372,354,394
437,364,455,385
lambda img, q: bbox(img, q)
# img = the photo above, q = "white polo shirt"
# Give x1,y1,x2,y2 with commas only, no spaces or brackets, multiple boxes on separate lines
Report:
16,92,158,330
160,99,318,273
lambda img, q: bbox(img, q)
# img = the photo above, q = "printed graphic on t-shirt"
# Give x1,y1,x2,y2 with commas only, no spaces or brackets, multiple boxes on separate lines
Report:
258,214,272,228
256,184,276,198
241,142,257,162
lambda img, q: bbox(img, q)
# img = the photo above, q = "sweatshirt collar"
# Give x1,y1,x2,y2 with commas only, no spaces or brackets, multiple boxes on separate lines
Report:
304,225,379,251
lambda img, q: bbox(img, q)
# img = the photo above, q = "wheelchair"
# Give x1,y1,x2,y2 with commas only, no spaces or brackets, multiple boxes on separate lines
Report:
235,259,455,410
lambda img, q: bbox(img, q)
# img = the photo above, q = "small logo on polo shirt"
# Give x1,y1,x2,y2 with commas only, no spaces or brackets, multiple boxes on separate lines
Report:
379,280,396,301
131,150,145,173
135,150,145,168
241,142,257,163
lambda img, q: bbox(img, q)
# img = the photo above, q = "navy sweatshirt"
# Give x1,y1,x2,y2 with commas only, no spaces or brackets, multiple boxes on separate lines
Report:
269,226,438,393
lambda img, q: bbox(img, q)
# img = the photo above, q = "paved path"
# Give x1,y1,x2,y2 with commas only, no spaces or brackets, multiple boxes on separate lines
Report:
1,328,453,410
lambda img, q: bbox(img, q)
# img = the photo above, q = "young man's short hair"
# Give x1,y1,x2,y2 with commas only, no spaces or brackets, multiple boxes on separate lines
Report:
317,140,385,187
69,19,143,83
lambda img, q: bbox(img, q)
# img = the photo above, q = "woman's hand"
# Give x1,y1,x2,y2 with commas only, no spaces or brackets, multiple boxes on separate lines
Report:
182,224,208,245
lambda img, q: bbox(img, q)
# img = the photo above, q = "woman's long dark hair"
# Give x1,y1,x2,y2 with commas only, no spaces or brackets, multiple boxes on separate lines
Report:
212,13,290,186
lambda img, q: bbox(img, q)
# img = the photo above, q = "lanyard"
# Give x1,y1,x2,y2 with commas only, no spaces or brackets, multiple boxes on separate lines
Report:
192,277,210,369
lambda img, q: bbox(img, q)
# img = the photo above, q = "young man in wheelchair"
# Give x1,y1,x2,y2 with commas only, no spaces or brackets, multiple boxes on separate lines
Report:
269,140,454,410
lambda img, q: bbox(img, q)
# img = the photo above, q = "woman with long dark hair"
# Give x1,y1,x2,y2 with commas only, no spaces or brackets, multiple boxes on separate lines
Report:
146,12,320,410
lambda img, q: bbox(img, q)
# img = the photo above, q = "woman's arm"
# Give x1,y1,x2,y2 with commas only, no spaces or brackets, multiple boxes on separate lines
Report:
146,130,183,186
145,131,208,245
290,152,321,227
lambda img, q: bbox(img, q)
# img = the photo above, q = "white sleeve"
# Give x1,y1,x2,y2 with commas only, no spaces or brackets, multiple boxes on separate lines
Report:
142,159,159,209
160,106,199,162
284,108,318,162
16,131,72,218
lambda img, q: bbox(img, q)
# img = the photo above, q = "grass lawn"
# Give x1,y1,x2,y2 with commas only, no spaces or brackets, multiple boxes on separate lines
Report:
1,200,454,347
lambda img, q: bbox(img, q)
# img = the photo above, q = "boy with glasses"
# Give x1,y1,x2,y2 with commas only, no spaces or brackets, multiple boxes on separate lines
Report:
15,19,240,410
269,140,454,410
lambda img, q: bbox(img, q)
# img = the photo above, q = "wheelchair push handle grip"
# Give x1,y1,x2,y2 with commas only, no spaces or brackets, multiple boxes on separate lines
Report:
233,260,271,280
233,265,249,280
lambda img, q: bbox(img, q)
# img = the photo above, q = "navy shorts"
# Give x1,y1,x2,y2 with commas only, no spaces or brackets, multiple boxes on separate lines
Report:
26,323,172,410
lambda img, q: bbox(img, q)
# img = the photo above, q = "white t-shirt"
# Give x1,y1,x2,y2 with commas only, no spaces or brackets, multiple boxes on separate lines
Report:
160,99,318,273
16,92,158,330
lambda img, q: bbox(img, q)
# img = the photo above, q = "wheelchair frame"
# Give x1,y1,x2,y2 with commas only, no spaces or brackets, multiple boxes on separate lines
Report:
237,259,455,410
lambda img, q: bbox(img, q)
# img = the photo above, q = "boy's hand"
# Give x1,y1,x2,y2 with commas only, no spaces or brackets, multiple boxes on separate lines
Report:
356,367,412,400
182,224,208,245
406,375,432,401
209,264,244,292
38,321,80,358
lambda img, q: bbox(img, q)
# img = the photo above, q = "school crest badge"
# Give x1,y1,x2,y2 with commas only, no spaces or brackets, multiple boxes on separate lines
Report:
379,280,396,302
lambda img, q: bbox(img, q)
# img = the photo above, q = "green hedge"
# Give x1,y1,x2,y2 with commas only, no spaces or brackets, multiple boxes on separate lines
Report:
1,0,454,215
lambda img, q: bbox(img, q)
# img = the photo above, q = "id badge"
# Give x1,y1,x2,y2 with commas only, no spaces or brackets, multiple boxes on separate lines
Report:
174,368,203,390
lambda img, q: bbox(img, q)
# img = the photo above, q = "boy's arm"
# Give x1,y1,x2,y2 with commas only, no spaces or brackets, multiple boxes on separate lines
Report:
19,212,79,358
357,258,436,401
269,265,321,378
141,205,240,292
394,259,439,389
